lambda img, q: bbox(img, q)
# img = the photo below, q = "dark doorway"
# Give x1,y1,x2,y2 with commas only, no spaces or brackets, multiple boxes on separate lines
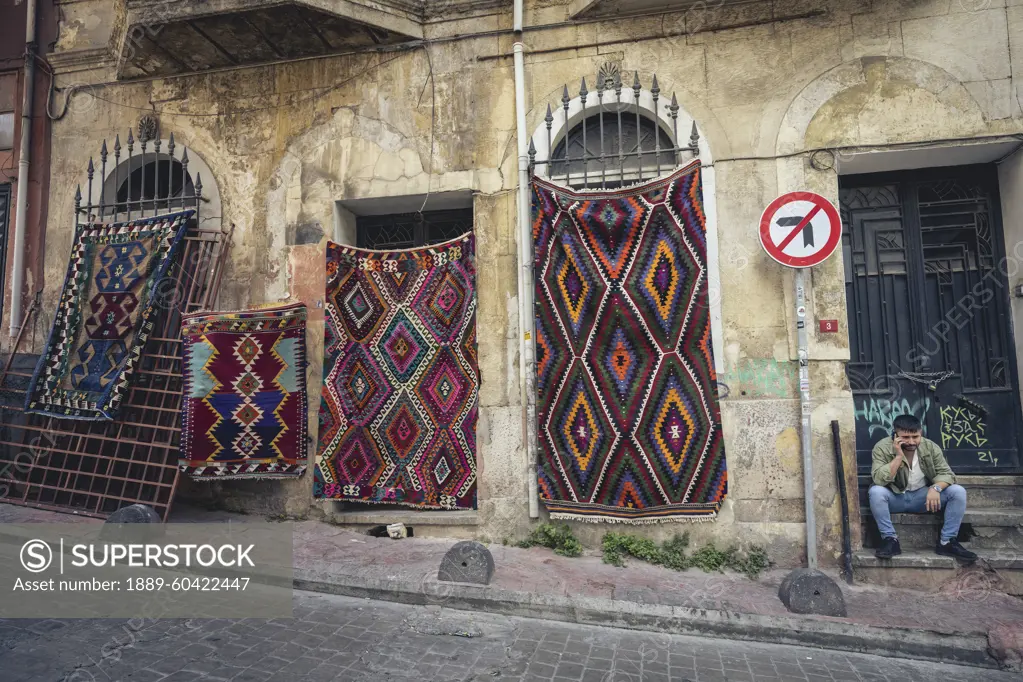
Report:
840,165,1022,474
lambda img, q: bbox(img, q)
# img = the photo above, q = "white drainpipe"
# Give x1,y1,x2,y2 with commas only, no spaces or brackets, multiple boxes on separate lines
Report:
513,0,539,518
10,0,38,335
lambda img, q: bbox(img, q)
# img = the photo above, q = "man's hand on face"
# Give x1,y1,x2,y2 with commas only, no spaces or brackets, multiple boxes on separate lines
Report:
926,487,941,512
893,434,905,457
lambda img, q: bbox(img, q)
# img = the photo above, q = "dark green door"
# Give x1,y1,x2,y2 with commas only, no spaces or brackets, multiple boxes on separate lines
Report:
841,165,1022,474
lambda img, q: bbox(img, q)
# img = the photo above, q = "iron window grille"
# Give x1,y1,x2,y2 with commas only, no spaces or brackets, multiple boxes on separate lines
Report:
356,208,473,250
529,67,700,190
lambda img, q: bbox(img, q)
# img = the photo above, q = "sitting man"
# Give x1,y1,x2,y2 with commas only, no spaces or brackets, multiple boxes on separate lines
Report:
869,414,976,561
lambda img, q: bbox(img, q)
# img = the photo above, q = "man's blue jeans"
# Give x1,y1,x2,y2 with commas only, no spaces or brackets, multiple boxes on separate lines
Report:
868,484,968,542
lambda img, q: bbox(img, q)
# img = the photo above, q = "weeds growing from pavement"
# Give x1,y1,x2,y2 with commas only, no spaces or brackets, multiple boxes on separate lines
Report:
516,523,583,557
601,532,769,579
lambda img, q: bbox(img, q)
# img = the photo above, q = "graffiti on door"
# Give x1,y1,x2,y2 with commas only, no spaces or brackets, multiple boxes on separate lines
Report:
853,397,932,438
939,405,988,449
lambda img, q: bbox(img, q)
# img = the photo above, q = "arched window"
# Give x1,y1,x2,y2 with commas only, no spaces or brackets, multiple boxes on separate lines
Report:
114,158,195,214
549,114,677,189
530,66,699,191
82,128,209,225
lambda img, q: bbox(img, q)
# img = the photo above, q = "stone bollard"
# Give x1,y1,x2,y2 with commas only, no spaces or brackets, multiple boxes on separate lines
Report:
99,503,164,541
437,540,495,585
778,567,847,617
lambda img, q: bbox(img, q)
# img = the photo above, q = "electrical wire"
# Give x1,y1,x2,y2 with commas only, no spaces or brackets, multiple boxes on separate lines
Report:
45,51,411,121
704,133,1023,169
417,44,436,216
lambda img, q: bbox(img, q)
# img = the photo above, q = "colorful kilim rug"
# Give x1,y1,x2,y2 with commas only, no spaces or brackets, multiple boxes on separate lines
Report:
179,302,309,479
532,161,727,523
25,210,193,420
314,234,478,510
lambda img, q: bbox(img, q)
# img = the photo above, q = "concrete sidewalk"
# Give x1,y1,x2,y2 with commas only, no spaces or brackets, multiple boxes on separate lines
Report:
2,503,1022,671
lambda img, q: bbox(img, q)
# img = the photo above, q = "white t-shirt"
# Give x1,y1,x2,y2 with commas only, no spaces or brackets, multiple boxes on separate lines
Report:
906,453,927,492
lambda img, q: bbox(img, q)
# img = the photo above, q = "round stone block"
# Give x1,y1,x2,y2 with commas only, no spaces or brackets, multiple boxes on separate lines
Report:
105,504,162,524
100,504,164,541
778,568,847,617
437,540,495,585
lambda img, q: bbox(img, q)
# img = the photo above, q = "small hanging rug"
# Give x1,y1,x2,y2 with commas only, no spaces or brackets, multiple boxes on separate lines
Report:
179,301,309,479
314,234,479,510
25,210,193,420
531,161,727,523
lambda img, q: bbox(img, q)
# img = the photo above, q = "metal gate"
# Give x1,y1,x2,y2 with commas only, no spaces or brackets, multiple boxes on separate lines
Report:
841,164,1022,474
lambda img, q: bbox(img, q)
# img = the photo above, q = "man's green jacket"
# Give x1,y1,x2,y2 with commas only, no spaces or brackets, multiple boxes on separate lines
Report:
870,436,957,494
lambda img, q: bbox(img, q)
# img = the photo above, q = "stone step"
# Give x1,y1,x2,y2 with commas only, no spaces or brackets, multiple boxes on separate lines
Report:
852,549,1023,595
956,475,1023,507
858,475,1023,508
861,507,1023,549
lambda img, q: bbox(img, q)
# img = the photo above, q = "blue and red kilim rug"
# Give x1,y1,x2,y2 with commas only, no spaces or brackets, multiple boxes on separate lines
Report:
25,211,193,420
532,161,727,523
179,302,308,479
314,234,478,510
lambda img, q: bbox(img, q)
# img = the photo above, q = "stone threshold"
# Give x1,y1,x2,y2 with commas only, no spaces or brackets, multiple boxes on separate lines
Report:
325,507,479,526
852,549,1023,570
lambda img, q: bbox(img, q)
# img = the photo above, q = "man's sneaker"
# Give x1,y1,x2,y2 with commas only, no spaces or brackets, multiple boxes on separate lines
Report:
936,539,978,562
875,536,901,559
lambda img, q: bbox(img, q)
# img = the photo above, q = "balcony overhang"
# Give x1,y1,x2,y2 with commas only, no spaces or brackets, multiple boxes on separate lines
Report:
569,0,767,20
119,0,424,79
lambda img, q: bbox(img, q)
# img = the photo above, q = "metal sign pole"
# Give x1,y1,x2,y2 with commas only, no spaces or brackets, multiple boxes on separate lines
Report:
795,268,817,570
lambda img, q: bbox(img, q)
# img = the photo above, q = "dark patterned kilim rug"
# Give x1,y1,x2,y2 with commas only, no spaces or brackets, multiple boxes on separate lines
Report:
25,210,193,420
532,161,727,523
179,302,309,479
315,234,478,510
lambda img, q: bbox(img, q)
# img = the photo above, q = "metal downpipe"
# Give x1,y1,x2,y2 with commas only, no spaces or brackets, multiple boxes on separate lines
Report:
9,0,38,336
513,0,539,518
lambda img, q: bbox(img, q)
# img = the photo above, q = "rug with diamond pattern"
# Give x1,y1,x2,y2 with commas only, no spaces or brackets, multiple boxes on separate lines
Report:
532,161,727,522
314,234,478,510
25,210,193,420
178,301,308,479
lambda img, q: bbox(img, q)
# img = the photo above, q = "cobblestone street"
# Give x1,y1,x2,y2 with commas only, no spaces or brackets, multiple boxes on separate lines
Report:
0,591,1016,682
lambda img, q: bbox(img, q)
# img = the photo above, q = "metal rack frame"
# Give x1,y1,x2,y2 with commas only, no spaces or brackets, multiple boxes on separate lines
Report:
0,128,232,520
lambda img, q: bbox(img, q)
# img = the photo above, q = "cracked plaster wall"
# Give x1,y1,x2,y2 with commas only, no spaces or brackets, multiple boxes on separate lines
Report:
32,0,1023,567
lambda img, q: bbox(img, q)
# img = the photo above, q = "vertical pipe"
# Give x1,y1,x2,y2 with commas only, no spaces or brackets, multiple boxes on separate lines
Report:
831,419,854,584
796,269,817,570
8,0,37,335
513,1,538,518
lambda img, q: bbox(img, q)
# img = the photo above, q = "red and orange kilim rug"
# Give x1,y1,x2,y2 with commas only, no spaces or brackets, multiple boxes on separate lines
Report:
532,161,727,523
179,302,308,479
315,234,478,510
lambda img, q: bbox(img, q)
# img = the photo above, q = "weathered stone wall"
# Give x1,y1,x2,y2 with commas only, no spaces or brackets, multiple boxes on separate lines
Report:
33,0,1023,567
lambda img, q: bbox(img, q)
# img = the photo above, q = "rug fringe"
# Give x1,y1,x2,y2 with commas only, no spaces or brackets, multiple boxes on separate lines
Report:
548,511,718,525
317,497,472,512
184,471,307,482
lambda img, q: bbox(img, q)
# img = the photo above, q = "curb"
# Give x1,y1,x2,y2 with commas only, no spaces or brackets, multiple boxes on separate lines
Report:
294,568,998,670
0,522,1001,670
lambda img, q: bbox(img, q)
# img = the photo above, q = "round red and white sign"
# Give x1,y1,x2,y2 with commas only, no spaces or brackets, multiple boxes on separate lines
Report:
758,191,842,268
